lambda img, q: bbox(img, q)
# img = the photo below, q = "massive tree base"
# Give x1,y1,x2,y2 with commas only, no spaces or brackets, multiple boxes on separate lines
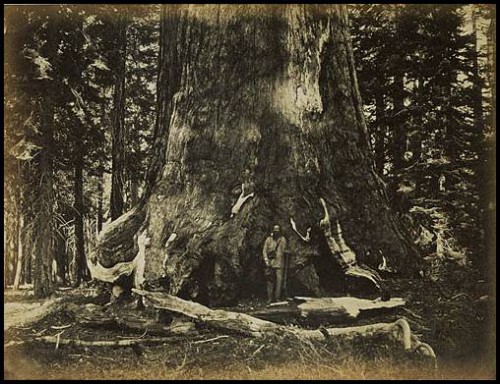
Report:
92,4,420,306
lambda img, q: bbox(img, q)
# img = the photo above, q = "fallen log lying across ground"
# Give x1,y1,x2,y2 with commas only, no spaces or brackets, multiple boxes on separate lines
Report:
132,289,406,340
4,335,193,348
67,302,195,335
134,289,286,338
132,288,436,367
4,289,436,367
38,336,175,347
249,296,406,324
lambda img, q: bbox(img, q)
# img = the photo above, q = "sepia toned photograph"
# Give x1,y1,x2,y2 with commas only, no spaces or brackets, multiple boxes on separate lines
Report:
3,3,496,380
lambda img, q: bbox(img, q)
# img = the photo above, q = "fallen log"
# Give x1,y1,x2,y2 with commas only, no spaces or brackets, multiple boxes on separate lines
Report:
113,309,173,334
133,290,405,341
23,336,176,347
250,296,406,324
133,289,437,365
133,289,288,337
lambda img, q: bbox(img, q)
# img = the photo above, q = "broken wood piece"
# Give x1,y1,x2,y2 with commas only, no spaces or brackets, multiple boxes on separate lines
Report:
307,319,409,346
35,336,175,347
86,257,136,284
290,218,311,242
378,255,394,273
50,324,73,330
295,296,404,318
192,335,229,344
412,341,438,369
230,183,255,218
134,229,151,288
4,340,25,348
251,296,405,324
132,289,435,363
55,330,64,350
133,289,285,337
392,318,411,350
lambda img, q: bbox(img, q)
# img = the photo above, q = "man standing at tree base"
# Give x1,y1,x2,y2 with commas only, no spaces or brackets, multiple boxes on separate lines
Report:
262,225,287,304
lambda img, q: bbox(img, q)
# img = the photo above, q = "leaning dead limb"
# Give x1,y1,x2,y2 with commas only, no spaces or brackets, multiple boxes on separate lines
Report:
230,183,255,218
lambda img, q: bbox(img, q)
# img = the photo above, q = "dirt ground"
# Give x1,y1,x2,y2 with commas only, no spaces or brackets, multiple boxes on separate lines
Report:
3,265,496,380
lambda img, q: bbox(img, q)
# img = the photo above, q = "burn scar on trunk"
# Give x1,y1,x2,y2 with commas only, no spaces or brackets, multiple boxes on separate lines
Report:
230,183,255,218
162,232,178,275
319,197,385,294
134,228,151,289
378,254,394,273
86,228,151,286
290,217,311,242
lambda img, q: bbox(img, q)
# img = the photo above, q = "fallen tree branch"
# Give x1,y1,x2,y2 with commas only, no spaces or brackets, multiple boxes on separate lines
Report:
131,289,437,366
250,296,406,323
192,335,229,344
50,324,73,330
133,290,405,340
35,336,176,347
133,289,287,337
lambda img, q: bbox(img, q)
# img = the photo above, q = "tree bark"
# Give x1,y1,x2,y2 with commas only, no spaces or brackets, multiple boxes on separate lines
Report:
129,135,140,207
374,92,386,175
110,15,128,221
97,171,104,234
392,73,406,173
13,215,24,289
7,216,18,286
24,225,32,284
143,4,185,199
96,5,419,306
33,93,55,298
74,147,89,285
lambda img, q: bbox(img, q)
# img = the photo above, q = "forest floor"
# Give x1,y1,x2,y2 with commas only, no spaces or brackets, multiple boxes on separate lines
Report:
3,265,496,380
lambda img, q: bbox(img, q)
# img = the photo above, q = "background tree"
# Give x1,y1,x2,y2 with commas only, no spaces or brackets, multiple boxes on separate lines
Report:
350,4,493,278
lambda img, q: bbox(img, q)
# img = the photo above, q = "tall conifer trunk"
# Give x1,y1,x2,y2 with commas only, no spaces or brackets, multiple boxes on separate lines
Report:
95,5,419,306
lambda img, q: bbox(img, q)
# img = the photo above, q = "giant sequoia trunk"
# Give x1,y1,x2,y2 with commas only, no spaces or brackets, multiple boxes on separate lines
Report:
110,14,128,221
94,5,419,306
